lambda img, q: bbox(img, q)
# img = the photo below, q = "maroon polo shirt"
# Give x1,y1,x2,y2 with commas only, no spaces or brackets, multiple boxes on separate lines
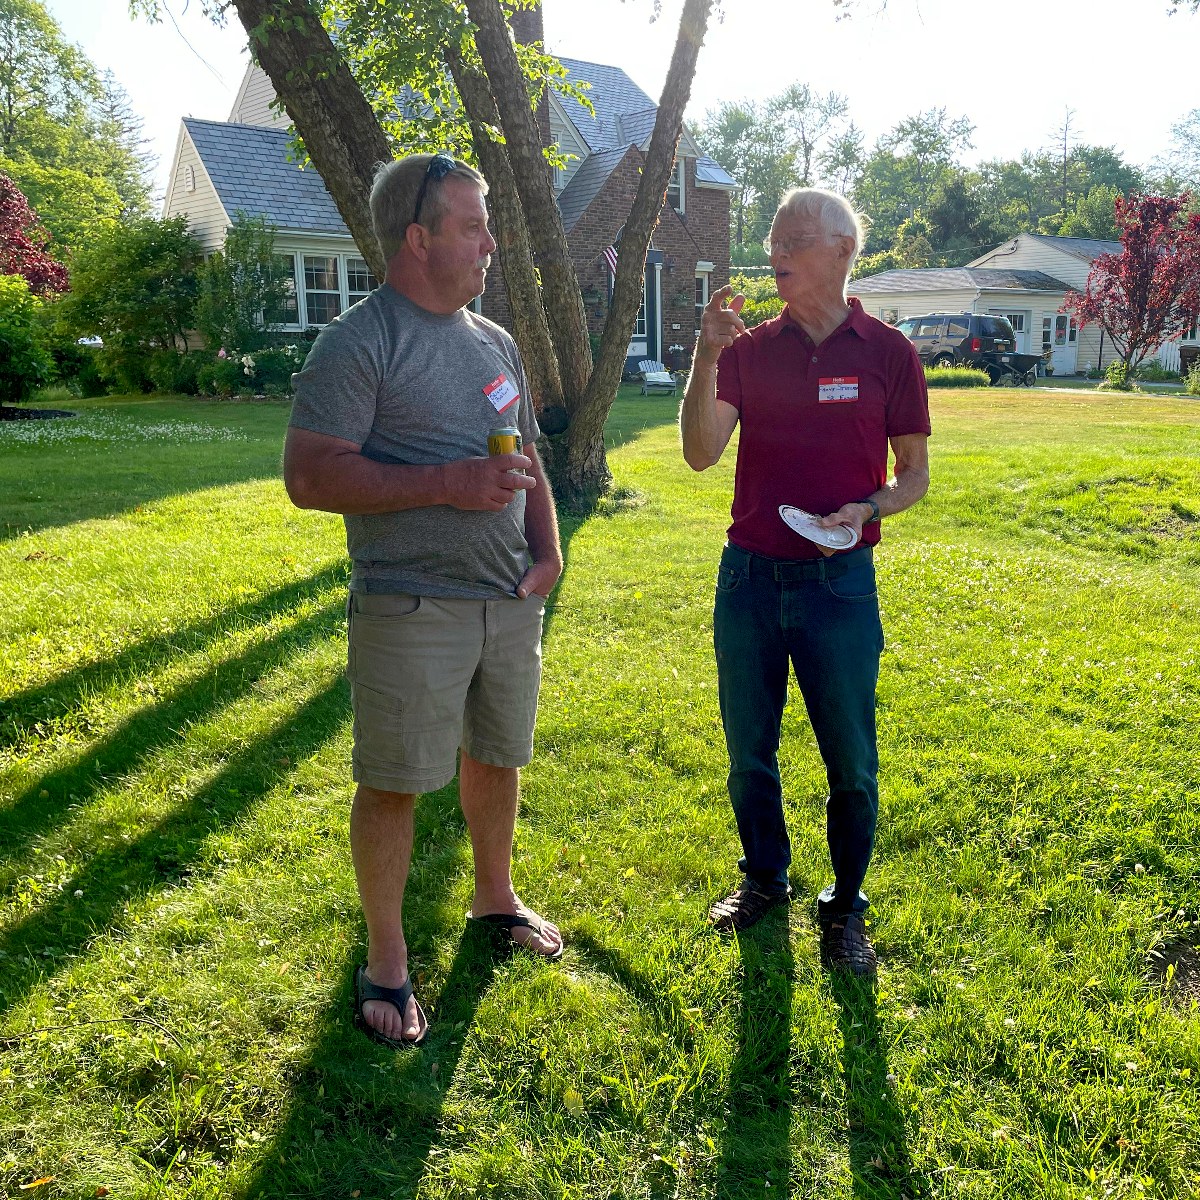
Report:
716,297,930,561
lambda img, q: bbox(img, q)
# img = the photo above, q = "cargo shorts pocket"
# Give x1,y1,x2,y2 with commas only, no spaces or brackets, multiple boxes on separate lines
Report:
351,681,406,761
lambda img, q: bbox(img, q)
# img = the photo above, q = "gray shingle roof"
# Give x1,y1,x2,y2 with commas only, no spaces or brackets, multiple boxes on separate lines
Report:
850,267,1072,295
554,58,735,188
556,57,656,152
184,117,350,236
557,146,631,232
1028,233,1122,261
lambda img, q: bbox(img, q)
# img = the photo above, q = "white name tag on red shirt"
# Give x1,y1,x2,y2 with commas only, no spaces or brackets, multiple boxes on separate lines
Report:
818,376,859,403
484,373,520,414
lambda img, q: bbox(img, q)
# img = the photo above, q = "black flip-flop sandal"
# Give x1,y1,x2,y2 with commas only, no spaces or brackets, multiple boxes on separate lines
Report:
466,912,565,962
353,964,429,1048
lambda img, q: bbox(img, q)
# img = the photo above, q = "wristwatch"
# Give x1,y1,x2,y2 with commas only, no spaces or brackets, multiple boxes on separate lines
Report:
858,497,881,524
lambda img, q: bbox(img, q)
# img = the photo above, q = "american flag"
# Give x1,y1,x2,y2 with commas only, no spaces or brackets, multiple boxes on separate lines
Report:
603,244,619,277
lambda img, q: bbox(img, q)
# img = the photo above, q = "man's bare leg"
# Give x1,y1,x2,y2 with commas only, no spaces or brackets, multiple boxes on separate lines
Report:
459,752,562,956
350,783,425,1041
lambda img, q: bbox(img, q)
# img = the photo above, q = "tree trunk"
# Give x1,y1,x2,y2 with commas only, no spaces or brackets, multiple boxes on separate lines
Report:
229,0,391,280
470,0,714,503
464,0,591,410
570,0,714,498
445,43,563,421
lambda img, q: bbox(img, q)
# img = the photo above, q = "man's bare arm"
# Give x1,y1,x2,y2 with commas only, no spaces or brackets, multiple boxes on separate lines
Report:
680,285,745,471
283,425,534,514
515,444,563,599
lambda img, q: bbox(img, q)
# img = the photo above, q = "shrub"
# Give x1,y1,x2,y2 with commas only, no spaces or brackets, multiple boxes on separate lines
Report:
195,353,246,397
924,364,991,388
730,272,783,328
1101,361,1134,391
249,345,306,394
0,274,52,405
1185,362,1200,397
75,347,106,397
194,213,288,352
147,349,201,396
95,345,154,395
1134,359,1180,383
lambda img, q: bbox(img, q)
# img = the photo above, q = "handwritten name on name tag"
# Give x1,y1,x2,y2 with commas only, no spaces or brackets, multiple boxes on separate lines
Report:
818,376,859,403
484,373,520,414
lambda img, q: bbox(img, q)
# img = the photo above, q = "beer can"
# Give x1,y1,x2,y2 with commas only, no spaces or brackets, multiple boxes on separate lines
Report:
487,426,522,457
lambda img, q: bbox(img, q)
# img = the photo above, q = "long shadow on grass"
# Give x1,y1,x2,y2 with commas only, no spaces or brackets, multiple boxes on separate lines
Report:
234,785,504,1198
0,597,345,892
0,563,347,753
716,907,794,1199
830,974,927,1199
0,674,348,1020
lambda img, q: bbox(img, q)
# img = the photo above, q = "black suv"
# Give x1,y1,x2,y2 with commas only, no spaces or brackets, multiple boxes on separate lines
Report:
895,312,1017,372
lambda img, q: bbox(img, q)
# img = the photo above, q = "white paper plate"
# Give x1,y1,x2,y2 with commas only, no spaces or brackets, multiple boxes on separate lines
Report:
778,505,859,550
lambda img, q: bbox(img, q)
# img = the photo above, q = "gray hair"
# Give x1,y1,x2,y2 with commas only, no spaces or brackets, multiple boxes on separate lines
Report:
772,187,870,271
370,154,488,262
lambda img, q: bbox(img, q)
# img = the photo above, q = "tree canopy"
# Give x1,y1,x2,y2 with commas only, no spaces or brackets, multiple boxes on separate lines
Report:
0,0,153,259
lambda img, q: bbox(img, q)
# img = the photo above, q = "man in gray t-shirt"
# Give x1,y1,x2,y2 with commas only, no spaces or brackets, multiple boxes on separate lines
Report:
284,154,564,1049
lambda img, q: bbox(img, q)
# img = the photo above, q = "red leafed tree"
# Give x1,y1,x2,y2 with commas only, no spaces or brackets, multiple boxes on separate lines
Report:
0,172,69,296
1064,193,1200,374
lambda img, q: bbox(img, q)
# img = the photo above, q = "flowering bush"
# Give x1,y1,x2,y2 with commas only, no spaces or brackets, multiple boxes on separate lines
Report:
193,343,307,396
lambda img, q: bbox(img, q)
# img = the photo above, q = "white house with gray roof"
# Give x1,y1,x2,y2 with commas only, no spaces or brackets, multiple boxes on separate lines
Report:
850,232,1199,375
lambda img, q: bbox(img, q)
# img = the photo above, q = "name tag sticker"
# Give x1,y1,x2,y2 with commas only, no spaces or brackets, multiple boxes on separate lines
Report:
484,373,520,414
818,376,859,403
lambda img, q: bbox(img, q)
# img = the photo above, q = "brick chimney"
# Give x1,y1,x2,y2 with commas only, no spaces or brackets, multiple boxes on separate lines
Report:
508,3,550,150
508,3,544,49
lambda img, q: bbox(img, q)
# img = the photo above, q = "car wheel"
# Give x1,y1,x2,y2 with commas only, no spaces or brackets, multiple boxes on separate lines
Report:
933,354,955,369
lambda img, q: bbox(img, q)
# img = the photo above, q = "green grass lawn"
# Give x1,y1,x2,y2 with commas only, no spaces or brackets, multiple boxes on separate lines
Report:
1,386,1198,1199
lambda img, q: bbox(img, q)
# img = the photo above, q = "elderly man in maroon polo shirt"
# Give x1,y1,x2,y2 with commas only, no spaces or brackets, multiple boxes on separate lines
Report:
680,187,931,974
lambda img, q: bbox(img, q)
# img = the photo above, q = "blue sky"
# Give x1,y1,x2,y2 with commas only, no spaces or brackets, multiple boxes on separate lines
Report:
43,0,1198,202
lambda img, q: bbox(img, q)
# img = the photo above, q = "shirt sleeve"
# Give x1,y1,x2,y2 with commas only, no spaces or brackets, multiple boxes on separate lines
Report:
715,341,744,411
289,321,382,447
884,338,932,437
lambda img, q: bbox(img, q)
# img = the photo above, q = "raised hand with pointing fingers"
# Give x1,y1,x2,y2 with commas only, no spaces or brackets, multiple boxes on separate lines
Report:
695,284,747,366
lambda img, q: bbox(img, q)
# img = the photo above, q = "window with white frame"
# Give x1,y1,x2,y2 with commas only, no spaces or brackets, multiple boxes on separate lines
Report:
695,271,710,330
347,256,379,307
880,307,898,325
1185,317,1199,341
304,256,341,325
666,159,684,215
1003,312,1026,333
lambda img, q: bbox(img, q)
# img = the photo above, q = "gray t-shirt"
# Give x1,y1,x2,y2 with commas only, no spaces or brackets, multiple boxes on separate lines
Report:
289,285,541,599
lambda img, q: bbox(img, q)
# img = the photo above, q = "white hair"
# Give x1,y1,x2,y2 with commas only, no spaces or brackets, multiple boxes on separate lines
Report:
772,187,870,270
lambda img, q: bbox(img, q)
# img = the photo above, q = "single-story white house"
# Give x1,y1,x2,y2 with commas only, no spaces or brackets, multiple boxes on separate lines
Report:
849,233,1199,375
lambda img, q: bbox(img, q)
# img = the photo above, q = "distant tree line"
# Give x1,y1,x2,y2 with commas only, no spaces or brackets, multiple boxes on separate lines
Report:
694,87,1200,277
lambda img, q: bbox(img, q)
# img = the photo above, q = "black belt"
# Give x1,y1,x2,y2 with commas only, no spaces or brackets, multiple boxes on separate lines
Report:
725,541,873,581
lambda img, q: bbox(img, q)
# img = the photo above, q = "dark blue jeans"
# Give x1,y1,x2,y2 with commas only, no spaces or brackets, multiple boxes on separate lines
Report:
713,541,883,916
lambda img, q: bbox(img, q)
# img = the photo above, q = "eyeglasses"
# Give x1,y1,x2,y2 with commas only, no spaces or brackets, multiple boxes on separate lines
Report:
411,153,457,228
763,232,830,256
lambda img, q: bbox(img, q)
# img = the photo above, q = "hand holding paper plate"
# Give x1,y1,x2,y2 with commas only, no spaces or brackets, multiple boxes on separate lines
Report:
778,505,859,551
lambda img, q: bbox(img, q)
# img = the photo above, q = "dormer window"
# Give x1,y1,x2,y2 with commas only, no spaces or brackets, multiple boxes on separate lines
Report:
185,164,196,193
666,159,684,215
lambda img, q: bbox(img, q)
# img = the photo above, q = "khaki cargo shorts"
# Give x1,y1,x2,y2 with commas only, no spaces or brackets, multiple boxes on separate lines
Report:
346,591,545,795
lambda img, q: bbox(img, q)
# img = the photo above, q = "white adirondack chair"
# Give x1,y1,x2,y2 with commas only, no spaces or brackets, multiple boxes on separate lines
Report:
638,359,676,395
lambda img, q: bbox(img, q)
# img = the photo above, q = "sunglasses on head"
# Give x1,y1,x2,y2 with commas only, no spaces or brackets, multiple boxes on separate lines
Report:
411,153,458,227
